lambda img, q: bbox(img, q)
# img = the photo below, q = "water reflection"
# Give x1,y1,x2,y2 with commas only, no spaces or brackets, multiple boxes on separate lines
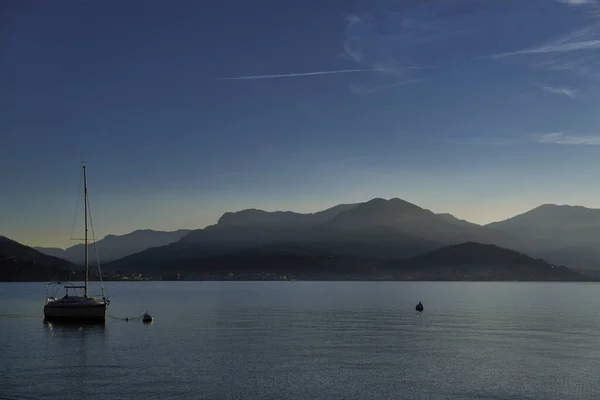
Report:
43,319,106,334
3,282,600,400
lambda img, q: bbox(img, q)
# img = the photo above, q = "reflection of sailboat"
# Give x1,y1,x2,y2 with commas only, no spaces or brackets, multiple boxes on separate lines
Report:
43,319,106,330
44,165,109,321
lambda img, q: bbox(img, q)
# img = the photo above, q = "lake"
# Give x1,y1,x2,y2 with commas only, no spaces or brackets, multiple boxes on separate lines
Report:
1,281,600,399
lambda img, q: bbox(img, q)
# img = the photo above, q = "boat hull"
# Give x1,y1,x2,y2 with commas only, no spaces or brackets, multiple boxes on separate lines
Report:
44,302,108,321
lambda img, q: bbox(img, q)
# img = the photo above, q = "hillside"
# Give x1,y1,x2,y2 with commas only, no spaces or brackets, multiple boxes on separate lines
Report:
214,203,359,229
436,213,480,229
35,229,191,264
314,198,515,247
159,245,379,280
0,236,78,281
382,242,588,281
180,203,360,244
110,242,589,281
486,204,600,269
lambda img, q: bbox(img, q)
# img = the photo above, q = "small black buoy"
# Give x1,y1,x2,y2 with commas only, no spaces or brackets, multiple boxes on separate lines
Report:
142,312,153,323
415,301,424,312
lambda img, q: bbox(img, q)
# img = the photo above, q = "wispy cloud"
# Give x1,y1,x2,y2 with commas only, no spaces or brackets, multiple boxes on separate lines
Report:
540,85,579,99
216,69,388,80
432,132,600,147
480,17,600,77
531,56,600,77
341,5,466,92
349,78,422,94
340,2,600,94
488,40,600,59
342,2,585,90
537,131,600,145
557,0,596,5
428,137,522,147
342,8,457,75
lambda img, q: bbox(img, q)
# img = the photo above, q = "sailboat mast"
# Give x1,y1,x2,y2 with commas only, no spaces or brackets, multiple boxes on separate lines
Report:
84,165,88,298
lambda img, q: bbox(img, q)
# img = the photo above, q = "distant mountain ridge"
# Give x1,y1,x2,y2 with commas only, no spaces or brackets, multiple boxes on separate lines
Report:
1,235,78,281
382,242,586,281
20,198,600,279
436,213,480,228
35,229,190,264
216,203,359,228
486,204,600,269
314,198,511,246
106,198,456,271
114,241,590,281
103,198,536,272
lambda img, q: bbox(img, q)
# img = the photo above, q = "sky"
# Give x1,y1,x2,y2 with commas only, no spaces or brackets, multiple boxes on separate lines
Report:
3,0,600,248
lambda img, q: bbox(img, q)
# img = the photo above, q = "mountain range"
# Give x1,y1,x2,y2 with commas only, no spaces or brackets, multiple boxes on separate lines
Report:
34,229,190,264
6,197,600,281
0,236,78,281
153,242,584,282
487,204,600,269
101,198,600,272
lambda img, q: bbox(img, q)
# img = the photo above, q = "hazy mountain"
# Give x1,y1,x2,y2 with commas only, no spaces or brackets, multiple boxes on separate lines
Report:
382,242,588,281
106,226,443,273
33,246,69,260
112,241,589,281
215,203,359,229
486,204,600,243
158,244,378,280
105,198,522,272
1,236,77,281
486,204,600,269
25,199,600,275
488,204,600,230
35,229,191,264
315,198,516,248
105,200,443,271
181,203,360,244
436,213,480,228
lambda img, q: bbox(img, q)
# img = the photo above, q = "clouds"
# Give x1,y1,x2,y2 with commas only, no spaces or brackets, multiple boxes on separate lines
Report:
342,4,475,73
557,0,596,5
489,40,600,59
481,4,600,77
222,1,600,98
216,69,388,80
341,4,473,93
340,1,583,93
537,132,600,145
343,1,600,80
540,85,579,99
433,131,600,147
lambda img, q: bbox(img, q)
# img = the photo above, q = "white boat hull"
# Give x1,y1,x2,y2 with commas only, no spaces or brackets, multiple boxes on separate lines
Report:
44,297,108,321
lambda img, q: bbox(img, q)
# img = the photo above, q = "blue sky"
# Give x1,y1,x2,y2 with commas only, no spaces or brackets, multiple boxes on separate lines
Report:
3,0,600,247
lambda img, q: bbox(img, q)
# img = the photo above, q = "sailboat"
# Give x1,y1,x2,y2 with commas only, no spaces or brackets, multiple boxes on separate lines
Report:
44,165,110,321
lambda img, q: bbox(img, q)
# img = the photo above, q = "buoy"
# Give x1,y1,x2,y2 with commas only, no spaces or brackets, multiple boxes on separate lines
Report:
415,301,423,312
142,312,153,323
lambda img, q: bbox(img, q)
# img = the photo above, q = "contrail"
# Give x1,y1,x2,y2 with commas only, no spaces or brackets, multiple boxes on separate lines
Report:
486,40,600,59
216,68,390,80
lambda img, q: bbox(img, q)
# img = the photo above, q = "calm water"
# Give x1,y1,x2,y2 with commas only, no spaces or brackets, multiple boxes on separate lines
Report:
2,282,600,399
